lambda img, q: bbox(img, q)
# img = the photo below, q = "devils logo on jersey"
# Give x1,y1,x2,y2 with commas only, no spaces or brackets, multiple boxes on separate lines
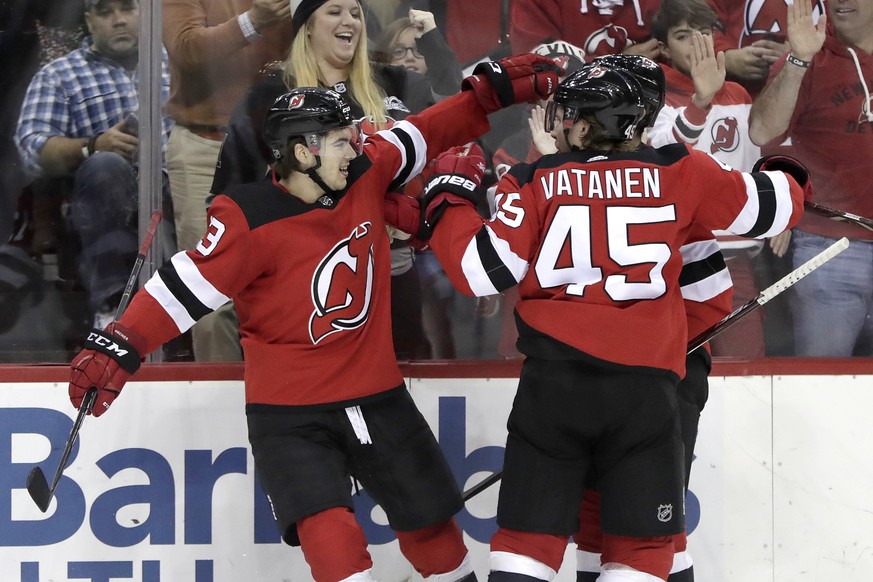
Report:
585,25,630,57
710,117,740,154
741,0,825,47
309,223,376,344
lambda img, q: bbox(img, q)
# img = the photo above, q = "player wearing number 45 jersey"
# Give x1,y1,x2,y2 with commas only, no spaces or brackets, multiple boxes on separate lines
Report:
63,54,562,582
418,62,811,582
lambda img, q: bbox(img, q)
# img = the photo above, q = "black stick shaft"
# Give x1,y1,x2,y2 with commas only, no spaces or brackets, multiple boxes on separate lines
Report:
804,201,873,232
115,210,162,320
30,211,163,512
47,389,97,493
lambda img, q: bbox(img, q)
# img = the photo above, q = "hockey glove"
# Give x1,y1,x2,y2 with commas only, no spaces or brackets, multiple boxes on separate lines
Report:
383,193,429,249
462,53,563,113
418,143,486,240
69,322,145,417
752,154,813,201
383,193,421,238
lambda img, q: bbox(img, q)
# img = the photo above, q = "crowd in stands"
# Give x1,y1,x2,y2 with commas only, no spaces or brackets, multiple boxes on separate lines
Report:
1,0,871,363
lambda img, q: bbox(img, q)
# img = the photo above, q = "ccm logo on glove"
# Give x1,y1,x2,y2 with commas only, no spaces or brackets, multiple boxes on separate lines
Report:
86,330,134,358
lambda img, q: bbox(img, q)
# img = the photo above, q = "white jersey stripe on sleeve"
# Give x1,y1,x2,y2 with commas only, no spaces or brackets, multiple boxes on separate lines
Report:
484,225,529,283
679,238,721,264
460,237,500,296
171,252,230,310
144,275,197,332
680,268,732,302
727,173,763,236
379,120,427,187
761,170,795,237
460,225,529,296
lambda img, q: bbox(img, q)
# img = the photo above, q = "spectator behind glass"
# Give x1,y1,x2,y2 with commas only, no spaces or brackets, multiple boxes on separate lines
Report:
14,0,174,330
373,9,463,98
162,0,292,362
750,0,873,357
488,40,587,360
509,0,662,59
374,9,464,358
648,0,768,358
212,0,442,361
709,0,826,97
398,0,508,65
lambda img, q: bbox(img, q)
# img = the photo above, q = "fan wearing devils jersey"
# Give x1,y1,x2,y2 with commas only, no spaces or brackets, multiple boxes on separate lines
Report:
709,0,826,96
647,0,768,359
510,0,662,59
63,55,562,582
420,63,808,582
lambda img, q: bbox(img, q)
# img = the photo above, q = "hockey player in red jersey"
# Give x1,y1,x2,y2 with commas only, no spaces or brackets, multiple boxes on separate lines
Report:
419,63,810,581
64,54,561,582
570,53,728,582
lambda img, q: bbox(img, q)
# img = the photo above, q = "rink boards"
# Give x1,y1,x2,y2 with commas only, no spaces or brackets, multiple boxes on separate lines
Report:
1,368,871,582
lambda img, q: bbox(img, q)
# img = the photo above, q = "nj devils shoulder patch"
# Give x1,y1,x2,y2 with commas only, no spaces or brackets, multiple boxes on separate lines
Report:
309,222,375,344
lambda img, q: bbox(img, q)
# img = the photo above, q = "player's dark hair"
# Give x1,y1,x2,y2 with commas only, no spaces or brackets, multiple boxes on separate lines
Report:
651,0,718,43
579,113,643,153
273,136,308,178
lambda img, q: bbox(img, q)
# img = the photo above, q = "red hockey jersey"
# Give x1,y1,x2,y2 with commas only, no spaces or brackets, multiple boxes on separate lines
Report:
510,0,660,57
431,144,805,377
119,92,490,407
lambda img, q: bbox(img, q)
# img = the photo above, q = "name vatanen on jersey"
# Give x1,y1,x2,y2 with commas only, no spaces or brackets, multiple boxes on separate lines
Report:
541,166,661,200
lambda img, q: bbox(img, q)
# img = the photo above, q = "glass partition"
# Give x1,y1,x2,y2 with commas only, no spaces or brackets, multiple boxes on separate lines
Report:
0,0,856,364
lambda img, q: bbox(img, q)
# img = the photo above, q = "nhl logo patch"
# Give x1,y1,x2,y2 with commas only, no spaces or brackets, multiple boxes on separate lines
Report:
317,195,335,207
333,82,347,94
657,504,673,523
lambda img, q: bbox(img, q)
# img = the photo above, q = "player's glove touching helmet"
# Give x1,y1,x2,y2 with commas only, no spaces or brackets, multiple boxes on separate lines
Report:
69,322,145,417
462,53,563,113
418,143,487,240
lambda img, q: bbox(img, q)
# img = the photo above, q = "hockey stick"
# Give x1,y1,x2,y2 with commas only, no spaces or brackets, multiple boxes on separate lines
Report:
804,201,873,232
26,210,162,513
688,236,849,351
462,236,850,502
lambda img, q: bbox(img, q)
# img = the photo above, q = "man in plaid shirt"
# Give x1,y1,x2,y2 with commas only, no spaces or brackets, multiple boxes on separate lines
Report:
15,0,173,328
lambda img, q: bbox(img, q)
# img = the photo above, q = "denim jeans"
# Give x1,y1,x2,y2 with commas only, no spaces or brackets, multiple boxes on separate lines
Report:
790,230,873,356
71,152,174,314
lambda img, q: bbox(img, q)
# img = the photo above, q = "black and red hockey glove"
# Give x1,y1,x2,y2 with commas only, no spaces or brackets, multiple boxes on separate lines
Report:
418,143,487,240
752,154,813,202
69,322,145,417
462,53,563,113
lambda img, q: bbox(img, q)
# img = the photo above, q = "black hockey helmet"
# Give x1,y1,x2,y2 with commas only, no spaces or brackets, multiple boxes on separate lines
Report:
594,54,665,127
264,87,358,162
545,63,646,141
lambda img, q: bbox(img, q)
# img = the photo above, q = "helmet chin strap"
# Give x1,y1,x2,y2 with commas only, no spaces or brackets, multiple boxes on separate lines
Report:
303,133,341,200
305,166,341,200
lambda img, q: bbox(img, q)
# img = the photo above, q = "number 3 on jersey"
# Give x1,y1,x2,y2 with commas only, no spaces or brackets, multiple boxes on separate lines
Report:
535,204,676,301
196,216,226,256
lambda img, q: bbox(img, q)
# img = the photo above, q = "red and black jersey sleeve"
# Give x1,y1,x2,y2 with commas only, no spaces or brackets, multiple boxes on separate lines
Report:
120,194,266,354
361,91,491,195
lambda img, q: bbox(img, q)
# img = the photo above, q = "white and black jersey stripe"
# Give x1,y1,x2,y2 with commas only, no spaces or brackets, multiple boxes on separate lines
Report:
459,226,529,296
728,170,795,238
377,120,428,192
144,252,230,332
678,239,731,303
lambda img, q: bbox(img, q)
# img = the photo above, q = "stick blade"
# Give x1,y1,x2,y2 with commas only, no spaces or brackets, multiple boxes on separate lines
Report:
26,466,52,513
